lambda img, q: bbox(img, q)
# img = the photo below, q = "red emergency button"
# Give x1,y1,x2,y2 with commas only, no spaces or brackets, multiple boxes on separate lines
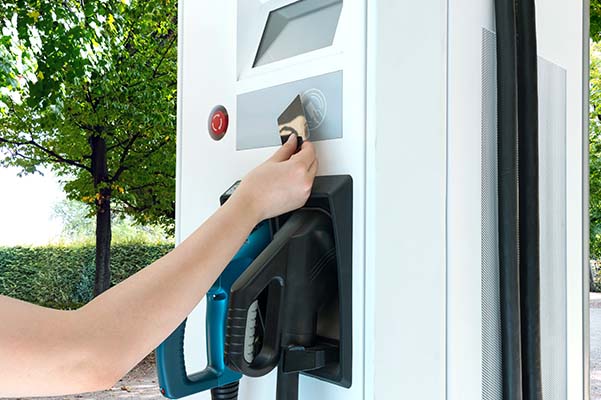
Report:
211,111,226,133
208,105,228,140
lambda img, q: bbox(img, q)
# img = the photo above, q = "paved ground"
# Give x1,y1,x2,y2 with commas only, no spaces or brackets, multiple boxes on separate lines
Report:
592,293,601,399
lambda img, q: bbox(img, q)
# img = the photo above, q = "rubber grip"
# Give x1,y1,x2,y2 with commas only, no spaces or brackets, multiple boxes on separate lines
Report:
211,381,239,400
225,212,324,377
156,222,272,398
223,305,253,373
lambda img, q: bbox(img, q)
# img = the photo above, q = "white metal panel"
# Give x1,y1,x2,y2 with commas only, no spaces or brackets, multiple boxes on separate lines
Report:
535,2,586,398
446,1,495,399
538,56,568,400
368,1,448,399
177,0,367,399
444,1,585,399
179,2,246,392
236,0,345,91
177,0,585,399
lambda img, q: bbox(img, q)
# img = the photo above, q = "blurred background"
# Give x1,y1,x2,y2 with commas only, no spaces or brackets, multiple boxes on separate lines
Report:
0,1,177,398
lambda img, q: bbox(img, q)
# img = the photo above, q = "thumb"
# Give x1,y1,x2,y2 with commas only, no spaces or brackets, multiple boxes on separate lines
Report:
270,134,297,162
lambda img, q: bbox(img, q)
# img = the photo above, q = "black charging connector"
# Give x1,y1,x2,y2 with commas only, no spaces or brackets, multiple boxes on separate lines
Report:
224,175,353,400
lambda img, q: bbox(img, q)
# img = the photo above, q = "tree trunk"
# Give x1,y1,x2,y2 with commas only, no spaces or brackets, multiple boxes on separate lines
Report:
90,135,112,296
94,186,112,296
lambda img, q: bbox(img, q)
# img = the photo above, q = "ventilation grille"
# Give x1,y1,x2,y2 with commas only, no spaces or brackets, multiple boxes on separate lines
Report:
480,29,568,400
481,27,503,400
538,57,568,400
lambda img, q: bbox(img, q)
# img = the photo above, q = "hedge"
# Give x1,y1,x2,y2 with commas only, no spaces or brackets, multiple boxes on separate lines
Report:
0,244,173,310
592,260,601,292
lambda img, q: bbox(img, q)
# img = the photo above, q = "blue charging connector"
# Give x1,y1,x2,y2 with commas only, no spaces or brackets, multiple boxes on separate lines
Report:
156,222,271,399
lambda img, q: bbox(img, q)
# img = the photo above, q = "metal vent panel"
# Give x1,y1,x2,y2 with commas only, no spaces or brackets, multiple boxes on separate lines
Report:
480,29,568,400
538,57,568,400
481,27,503,400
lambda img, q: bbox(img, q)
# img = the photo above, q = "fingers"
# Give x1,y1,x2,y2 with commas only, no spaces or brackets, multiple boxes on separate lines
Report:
291,140,316,169
308,157,318,179
270,134,298,162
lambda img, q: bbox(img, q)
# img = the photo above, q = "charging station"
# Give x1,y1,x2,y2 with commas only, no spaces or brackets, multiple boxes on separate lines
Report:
163,0,589,399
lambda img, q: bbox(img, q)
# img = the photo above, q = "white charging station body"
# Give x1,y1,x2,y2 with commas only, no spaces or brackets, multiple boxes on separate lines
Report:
175,1,588,399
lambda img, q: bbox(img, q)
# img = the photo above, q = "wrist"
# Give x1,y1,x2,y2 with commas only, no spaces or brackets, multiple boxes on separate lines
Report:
226,190,264,228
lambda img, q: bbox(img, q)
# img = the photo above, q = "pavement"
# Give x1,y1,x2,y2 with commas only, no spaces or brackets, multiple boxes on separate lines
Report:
592,293,601,399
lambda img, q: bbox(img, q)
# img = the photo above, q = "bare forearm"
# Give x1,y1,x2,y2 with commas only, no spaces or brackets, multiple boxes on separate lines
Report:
0,137,317,397
0,197,259,398
75,195,260,387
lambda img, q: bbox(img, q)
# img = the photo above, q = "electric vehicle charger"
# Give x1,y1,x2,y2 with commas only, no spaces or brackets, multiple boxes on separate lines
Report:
225,175,353,400
173,0,586,398
156,206,272,399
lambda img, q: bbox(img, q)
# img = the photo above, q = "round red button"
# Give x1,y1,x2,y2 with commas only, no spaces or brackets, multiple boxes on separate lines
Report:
211,111,226,134
208,105,228,140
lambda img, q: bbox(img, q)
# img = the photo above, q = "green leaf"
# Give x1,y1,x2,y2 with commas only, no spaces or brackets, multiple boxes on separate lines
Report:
0,0,177,234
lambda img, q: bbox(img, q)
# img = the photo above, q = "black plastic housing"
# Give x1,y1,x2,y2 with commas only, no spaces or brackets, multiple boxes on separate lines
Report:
223,175,353,390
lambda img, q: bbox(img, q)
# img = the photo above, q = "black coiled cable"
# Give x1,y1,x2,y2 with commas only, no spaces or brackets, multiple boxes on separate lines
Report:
211,382,239,400
494,0,523,399
516,1,542,398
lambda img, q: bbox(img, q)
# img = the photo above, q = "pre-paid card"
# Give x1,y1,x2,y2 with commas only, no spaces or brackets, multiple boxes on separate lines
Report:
278,94,309,152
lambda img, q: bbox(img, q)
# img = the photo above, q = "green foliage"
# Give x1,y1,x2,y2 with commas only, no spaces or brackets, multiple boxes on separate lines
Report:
0,0,177,232
591,43,601,259
52,198,173,244
593,1,601,42
0,1,121,111
0,243,173,309
581,5,601,260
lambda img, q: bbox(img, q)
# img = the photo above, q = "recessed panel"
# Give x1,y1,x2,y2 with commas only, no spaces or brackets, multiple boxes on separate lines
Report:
253,0,343,67
237,71,343,150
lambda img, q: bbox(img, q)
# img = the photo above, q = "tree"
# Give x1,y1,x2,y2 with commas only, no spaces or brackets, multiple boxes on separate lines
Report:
592,4,601,260
593,0,601,41
0,0,177,295
590,43,601,259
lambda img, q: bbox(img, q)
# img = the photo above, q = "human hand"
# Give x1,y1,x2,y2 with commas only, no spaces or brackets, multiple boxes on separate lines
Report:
231,134,318,222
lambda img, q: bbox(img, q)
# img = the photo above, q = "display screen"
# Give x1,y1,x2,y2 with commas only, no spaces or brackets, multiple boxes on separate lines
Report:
253,0,343,67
